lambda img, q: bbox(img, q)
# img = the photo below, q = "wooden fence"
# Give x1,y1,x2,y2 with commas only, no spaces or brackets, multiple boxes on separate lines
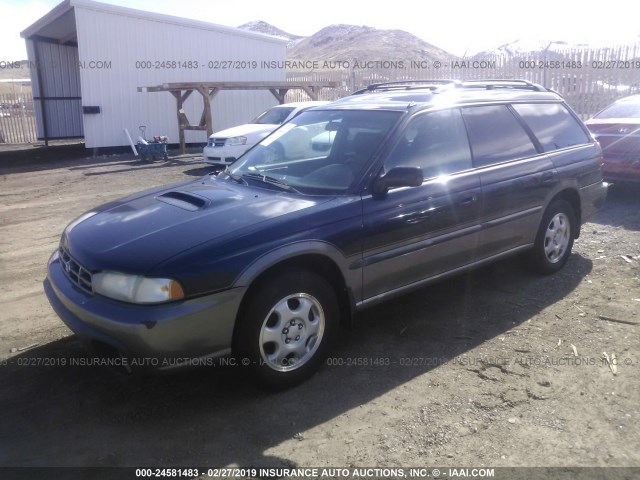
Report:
0,93,37,144
286,44,640,119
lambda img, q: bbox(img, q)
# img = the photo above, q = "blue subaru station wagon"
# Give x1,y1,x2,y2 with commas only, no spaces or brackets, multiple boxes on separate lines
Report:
44,80,607,388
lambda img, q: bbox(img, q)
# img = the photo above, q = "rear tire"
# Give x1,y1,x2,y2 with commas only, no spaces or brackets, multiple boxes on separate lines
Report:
530,199,576,274
234,270,338,389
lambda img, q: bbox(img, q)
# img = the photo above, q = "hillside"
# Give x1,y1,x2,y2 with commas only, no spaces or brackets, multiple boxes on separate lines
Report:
289,24,452,63
238,22,454,63
237,21,304,48
472,39,592,59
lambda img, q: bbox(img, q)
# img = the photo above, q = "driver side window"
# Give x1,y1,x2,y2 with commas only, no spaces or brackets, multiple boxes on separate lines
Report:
385,108,472,178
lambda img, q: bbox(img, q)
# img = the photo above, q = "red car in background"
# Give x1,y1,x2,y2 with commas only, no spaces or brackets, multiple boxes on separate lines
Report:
586,94,640,183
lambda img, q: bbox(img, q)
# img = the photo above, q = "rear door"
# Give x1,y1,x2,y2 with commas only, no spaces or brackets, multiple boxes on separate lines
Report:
461,104,554,260
361,108,482,301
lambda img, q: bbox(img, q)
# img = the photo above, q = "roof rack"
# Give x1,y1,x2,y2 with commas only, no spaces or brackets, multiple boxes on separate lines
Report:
351,80,459,95
352,79,548,95
456,79,547,92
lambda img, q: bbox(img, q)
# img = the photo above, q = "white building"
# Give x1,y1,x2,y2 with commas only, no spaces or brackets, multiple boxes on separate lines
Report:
21,0,287,148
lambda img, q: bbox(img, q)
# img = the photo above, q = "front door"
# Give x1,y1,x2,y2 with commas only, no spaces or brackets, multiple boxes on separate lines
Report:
361,108,482,301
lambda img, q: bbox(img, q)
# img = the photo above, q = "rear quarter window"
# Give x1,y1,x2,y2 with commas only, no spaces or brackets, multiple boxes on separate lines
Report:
462,105,538,167
512,103,591,151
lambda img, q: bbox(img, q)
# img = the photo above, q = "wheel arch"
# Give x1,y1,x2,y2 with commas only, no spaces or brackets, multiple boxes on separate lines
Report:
548,188,582,238
232,243,357,352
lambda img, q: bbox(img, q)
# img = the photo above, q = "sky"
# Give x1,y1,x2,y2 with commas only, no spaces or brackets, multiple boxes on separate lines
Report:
2,0,640,61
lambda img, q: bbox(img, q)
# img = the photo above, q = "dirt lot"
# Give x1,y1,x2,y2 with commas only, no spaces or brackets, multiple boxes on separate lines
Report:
0,150,638,478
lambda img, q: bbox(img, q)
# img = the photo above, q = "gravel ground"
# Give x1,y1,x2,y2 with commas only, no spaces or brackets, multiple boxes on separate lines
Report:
0,151,638,479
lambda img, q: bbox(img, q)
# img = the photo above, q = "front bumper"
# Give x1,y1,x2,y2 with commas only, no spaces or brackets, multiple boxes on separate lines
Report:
44,251,246,368
202,144,247,165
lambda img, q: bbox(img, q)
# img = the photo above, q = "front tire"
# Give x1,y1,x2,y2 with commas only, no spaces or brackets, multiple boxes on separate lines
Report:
530,199,576,274
234,270,338,389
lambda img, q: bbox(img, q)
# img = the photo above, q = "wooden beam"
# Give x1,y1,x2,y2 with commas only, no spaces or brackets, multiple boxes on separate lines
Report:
159,81,339,90
139,81,339,93
197,88,220,132
202,88,220,128
180,90,193,103
170,90,191,154
178,109,190,127
198,107,207,128
197,87,213,137
268,88,288,104
139,82,340,154
299,86,318,100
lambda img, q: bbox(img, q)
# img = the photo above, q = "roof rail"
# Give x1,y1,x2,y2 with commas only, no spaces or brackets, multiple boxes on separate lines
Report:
456,79,547,92
351,79,459,95
352,79,549,96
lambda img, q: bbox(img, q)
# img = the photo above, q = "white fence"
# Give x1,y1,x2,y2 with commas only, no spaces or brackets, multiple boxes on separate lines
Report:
0,93,38,144
286,44,640,119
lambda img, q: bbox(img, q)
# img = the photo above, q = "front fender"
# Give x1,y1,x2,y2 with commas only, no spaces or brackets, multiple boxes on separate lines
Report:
233,240,362,303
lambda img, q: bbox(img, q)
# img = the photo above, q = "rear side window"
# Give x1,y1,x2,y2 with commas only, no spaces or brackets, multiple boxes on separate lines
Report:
594,98,640,119
513,103,591,151
253,107,295,125
462,105,538,167
385,108,473,178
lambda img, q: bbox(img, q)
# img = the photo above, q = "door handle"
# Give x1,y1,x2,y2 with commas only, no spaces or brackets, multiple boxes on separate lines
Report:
404,207,436,224
457,194,477,206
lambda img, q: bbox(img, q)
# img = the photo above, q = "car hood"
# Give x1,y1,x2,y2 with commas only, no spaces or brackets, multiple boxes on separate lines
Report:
209,123,278,139
64,177,325,274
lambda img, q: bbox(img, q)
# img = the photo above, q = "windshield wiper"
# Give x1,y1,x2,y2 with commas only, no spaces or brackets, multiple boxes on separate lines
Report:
241,172,300,193
219,170,246,185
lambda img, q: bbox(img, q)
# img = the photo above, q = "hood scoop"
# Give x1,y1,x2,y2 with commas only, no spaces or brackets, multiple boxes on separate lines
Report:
156,191,208,211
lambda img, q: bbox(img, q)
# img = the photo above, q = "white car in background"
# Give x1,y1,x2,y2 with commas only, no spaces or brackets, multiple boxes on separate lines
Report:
203,101,329,166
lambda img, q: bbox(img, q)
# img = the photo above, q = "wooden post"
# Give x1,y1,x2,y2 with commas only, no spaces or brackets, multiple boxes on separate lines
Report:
171,90,193,154
170,91,184,155
208,88,219,134
139,82,340,154
197,86,216,138
299,86,318,100
198,87,211,136
268,88,289,104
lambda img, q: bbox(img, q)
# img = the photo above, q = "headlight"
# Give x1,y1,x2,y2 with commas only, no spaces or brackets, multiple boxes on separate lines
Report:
226,136,247,146
48,249,60,266
92,272,185,304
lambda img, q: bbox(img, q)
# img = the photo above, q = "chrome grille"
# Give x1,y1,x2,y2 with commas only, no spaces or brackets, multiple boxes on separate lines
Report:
59,246,93,293
210,138,226,147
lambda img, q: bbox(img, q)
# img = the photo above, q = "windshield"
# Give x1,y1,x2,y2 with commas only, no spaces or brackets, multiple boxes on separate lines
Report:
595,97,640,119
252,106,296,125
227,109,402,194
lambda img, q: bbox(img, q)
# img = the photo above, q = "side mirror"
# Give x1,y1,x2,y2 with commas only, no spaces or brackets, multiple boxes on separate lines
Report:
373,166,423,195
